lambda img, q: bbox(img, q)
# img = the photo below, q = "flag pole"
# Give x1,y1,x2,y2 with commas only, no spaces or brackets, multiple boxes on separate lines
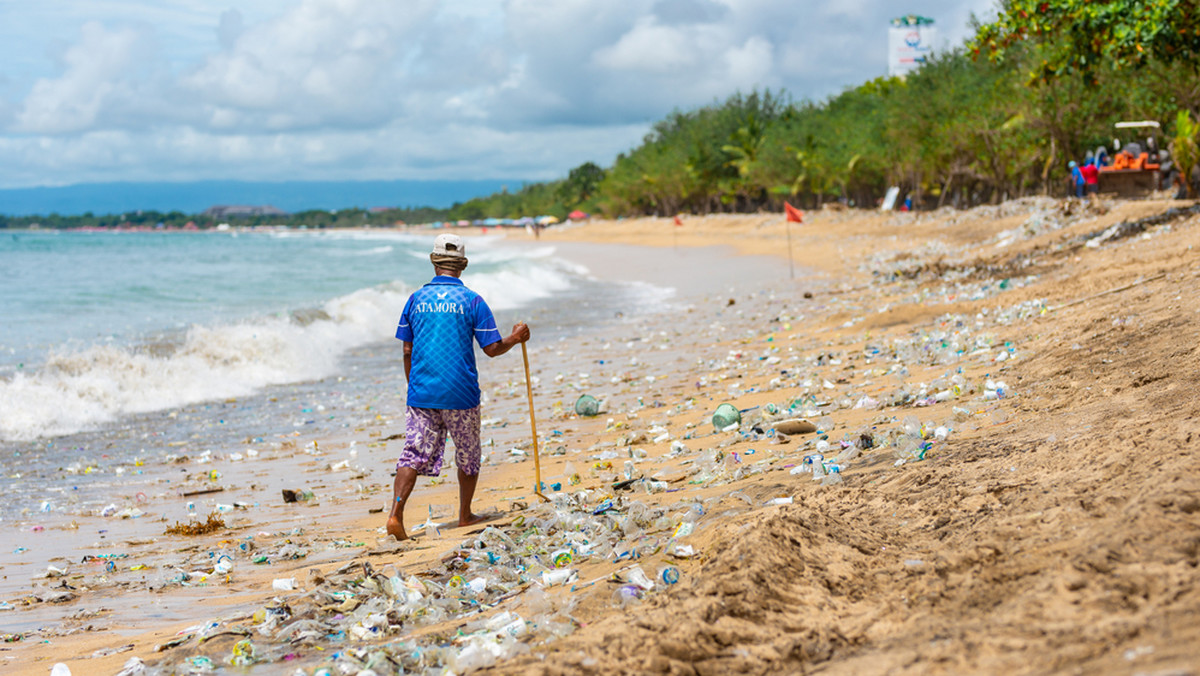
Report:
785,216,795,280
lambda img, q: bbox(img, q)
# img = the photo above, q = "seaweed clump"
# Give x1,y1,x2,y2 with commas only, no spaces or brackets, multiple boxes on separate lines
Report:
165,513,226,536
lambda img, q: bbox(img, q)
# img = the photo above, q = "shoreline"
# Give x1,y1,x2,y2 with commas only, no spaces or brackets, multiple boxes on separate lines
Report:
5,196,1200,675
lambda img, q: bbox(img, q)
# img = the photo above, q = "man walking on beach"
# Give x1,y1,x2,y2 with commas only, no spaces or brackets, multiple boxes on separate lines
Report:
386,233,530,541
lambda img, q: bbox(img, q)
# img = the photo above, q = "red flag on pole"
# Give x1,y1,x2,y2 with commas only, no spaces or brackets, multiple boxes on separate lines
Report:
784,202,804,223
673,214,683,226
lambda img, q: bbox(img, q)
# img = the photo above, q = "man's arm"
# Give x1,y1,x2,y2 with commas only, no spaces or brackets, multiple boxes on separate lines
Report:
402,341,413,380
482,323,530,358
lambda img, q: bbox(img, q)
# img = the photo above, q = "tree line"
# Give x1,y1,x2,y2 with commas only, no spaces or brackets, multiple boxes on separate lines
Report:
0,206,450,230
448,0,1200,219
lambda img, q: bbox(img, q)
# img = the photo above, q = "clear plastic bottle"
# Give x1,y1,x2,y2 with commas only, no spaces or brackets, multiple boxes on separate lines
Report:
806,453,826,479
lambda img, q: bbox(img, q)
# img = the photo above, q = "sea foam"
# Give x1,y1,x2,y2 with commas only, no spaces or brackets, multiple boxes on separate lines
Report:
0,281,411,441
0,246,582,441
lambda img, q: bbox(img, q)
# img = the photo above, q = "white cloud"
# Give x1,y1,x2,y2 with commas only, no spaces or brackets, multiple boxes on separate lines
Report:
593,17,708,74
0,0,1000,189
181,0,437,129
14,22,152,134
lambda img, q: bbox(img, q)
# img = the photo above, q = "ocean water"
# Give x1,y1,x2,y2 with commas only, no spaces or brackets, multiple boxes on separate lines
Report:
0,228,671,519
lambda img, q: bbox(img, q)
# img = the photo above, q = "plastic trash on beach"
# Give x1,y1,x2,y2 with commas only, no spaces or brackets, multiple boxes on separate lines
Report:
657,565,681,587
711,403,741,430
115,657,146,676
148,492,694,674
271,577,297,591
575,394,601,417
773,418,816,435
612,584,644,607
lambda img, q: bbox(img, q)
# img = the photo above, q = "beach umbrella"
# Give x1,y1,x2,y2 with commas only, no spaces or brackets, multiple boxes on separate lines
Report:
515,216,535,225
568,210,588,220
537,215,559,225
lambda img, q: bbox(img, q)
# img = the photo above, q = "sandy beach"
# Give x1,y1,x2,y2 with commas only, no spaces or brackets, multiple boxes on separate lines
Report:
5,196,1200,675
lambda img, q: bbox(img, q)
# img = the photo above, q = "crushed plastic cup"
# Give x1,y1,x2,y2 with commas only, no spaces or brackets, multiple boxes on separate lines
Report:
272,577,297,591
541,568,574,586
623,566,656,591
613,584,643,607
670,544,696,558
575,394,600,417
821,467,844,486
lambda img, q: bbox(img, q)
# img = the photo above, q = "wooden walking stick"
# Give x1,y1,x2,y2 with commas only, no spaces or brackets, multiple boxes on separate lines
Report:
521,340,550,502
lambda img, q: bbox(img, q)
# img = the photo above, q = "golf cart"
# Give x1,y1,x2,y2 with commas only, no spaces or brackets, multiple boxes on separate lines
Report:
1098,120,1171,197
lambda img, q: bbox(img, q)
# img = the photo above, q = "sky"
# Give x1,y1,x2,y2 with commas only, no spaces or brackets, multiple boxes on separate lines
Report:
0,0,998,190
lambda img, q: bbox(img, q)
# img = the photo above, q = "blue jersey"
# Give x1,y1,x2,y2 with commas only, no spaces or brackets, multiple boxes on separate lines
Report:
395,276,501,409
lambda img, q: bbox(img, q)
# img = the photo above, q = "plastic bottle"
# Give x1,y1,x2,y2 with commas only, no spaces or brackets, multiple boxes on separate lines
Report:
542,568,573,586
806,453,825,479
902,415,923,438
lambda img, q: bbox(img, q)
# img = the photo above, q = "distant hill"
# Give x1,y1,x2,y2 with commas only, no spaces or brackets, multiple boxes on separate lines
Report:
0,179,524,217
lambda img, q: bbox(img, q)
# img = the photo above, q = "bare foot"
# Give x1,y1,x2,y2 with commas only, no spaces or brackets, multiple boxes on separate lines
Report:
386,516,408,541
457,512,490,528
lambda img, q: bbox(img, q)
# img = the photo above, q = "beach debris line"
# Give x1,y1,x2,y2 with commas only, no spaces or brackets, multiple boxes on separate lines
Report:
149,493,700,673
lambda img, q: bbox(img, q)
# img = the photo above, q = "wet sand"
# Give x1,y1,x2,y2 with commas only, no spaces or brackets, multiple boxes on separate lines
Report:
5,197,1200,675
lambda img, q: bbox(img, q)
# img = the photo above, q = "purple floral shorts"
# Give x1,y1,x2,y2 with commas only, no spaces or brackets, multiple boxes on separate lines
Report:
396,406,482,476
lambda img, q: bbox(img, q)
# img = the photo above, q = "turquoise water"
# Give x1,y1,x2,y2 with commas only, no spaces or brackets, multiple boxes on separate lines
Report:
0,228,633,442
3,229,413,364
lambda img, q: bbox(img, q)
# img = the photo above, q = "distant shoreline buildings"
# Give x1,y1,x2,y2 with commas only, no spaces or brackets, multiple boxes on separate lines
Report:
201,205,288,218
